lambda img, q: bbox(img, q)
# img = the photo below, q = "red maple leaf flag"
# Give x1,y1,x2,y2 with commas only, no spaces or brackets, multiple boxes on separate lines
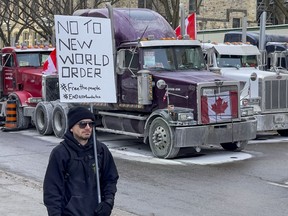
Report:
175,13,197,40
43,48,57,75
201,91,238,124
211,97,228,114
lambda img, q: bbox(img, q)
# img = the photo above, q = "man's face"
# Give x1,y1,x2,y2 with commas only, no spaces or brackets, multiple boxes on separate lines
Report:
70,118,95,145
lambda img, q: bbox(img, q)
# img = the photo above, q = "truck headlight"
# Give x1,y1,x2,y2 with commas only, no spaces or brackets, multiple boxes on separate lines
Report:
177,112,194,121
241,97,260,106
27,97,43,104
249,98,261,105
240,106,254,117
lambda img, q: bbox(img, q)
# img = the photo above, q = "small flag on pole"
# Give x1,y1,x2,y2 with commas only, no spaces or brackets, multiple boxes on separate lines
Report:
43,48,57,74
175,13,197,40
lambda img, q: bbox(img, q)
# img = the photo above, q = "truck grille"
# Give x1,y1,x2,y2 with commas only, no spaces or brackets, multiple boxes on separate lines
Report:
43,76,60,101
263,79,288,111
200,85,239,124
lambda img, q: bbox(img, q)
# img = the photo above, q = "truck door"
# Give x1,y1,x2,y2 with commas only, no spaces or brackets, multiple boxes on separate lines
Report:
2,53,17,96
117,49,139,104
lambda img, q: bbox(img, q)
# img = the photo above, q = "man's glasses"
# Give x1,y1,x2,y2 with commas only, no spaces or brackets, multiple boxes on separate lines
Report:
77,121,95,129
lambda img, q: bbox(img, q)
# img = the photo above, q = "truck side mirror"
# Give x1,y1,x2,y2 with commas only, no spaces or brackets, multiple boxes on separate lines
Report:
156,79,167,89
116,49,125,75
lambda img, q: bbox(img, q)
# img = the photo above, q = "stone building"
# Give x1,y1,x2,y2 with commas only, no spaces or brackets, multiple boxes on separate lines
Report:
109,0,259,30
195,0,258,30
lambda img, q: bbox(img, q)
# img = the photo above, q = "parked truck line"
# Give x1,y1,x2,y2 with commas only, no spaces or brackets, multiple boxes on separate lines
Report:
202,41,288,135
0,6,257,158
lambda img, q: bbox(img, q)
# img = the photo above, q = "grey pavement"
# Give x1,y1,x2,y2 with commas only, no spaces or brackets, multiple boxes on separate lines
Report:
0,169,137,216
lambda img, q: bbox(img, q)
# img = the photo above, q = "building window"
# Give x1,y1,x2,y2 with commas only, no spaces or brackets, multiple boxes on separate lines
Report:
189,0,197,13
23,32,29,44
232,18,241,28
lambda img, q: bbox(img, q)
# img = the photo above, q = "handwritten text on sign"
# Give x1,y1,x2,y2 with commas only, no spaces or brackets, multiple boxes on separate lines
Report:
54,15,116,103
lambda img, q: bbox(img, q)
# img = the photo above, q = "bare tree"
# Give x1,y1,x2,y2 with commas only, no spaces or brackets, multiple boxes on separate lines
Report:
91,0,120,8
0,0,121,46
0,0,30,46
151,0,180,29
272,0,288,24
262,0,288,25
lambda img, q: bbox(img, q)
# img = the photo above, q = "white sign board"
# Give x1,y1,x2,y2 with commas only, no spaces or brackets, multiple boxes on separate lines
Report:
54,15,116,103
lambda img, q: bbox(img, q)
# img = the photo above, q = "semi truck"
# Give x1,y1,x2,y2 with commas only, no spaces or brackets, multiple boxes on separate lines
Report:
224,31,288,71
202,41,288,135
0,45,56,129
0,7,257,158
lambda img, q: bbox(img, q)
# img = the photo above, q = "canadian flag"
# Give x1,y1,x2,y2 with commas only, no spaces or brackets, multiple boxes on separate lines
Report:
43,48,57,74
201,91,238,124
175,13,197,40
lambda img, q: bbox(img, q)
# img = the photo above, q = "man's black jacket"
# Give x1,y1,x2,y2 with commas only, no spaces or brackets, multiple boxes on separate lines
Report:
43,131,119,216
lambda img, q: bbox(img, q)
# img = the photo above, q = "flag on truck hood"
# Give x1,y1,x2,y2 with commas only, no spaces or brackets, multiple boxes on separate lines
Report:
175,13,196,40
201,91,238,124
43,48,57,74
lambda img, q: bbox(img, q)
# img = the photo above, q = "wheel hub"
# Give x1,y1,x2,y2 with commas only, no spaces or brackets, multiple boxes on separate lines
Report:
152,126,167,149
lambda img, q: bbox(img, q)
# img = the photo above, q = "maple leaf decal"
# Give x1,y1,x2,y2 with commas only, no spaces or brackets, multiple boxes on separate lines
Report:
211,97,228,114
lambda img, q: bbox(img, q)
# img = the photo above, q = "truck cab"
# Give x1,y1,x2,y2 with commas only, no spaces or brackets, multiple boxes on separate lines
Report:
266,42,288,72
116,39,206,107
0,45,55,128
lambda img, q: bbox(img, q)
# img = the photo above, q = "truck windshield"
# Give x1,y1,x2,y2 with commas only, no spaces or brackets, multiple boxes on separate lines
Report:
218,55,258,68
17,52,50,67
142,46,205,71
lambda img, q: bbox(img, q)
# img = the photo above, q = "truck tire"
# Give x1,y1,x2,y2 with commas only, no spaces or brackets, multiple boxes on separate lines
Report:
52,103,69,138
220,140,248,151
17,106,30,129
8,94,30,130
34,102,53,135
148,117,179,159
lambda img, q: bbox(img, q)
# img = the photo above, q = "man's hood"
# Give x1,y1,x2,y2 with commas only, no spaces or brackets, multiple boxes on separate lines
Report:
62,131,94,153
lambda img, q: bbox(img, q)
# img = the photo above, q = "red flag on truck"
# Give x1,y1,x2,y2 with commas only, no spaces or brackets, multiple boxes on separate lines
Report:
43,48,57,74
175,13,197,40
201,91,238,124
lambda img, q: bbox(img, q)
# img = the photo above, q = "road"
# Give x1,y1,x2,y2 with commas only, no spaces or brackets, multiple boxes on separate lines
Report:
0,128,288,216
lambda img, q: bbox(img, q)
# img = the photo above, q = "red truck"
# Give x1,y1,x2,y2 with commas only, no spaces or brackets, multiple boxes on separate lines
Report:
0,45,56,129
0,7,257,158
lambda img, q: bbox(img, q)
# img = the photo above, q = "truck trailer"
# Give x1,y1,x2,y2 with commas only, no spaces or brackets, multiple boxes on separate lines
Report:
0,7,257,158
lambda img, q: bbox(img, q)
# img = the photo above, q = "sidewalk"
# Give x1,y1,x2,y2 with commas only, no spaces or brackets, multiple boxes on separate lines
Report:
0,170,136,216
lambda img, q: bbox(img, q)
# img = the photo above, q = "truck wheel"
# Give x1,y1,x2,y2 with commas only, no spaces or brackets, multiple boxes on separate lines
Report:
34,102,53,135
148,117,179,159
277,129,288,136
17,106,30,129
8,94,30,130
52,103,69,138
220,140,248,151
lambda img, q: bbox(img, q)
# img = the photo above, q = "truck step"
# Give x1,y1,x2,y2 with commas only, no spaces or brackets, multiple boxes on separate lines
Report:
95,127,144,138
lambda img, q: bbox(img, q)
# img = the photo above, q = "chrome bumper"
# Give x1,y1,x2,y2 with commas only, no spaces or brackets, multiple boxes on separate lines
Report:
256,113,288,131
174,117,257,148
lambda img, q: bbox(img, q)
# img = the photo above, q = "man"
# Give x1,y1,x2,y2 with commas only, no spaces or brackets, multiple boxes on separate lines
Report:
43,106,119,216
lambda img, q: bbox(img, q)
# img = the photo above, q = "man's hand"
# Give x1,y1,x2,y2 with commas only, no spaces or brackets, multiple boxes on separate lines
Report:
94,201,112,216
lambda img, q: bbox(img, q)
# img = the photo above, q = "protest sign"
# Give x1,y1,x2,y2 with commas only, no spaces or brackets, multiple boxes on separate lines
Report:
54,15,116,103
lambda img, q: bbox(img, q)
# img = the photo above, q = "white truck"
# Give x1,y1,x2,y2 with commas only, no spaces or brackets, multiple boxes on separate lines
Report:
202,42,288,135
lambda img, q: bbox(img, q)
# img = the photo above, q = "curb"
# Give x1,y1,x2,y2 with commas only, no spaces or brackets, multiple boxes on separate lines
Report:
0,170,137,216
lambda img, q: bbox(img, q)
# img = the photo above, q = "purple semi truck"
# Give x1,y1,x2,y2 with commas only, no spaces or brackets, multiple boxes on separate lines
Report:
69,6,256,158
